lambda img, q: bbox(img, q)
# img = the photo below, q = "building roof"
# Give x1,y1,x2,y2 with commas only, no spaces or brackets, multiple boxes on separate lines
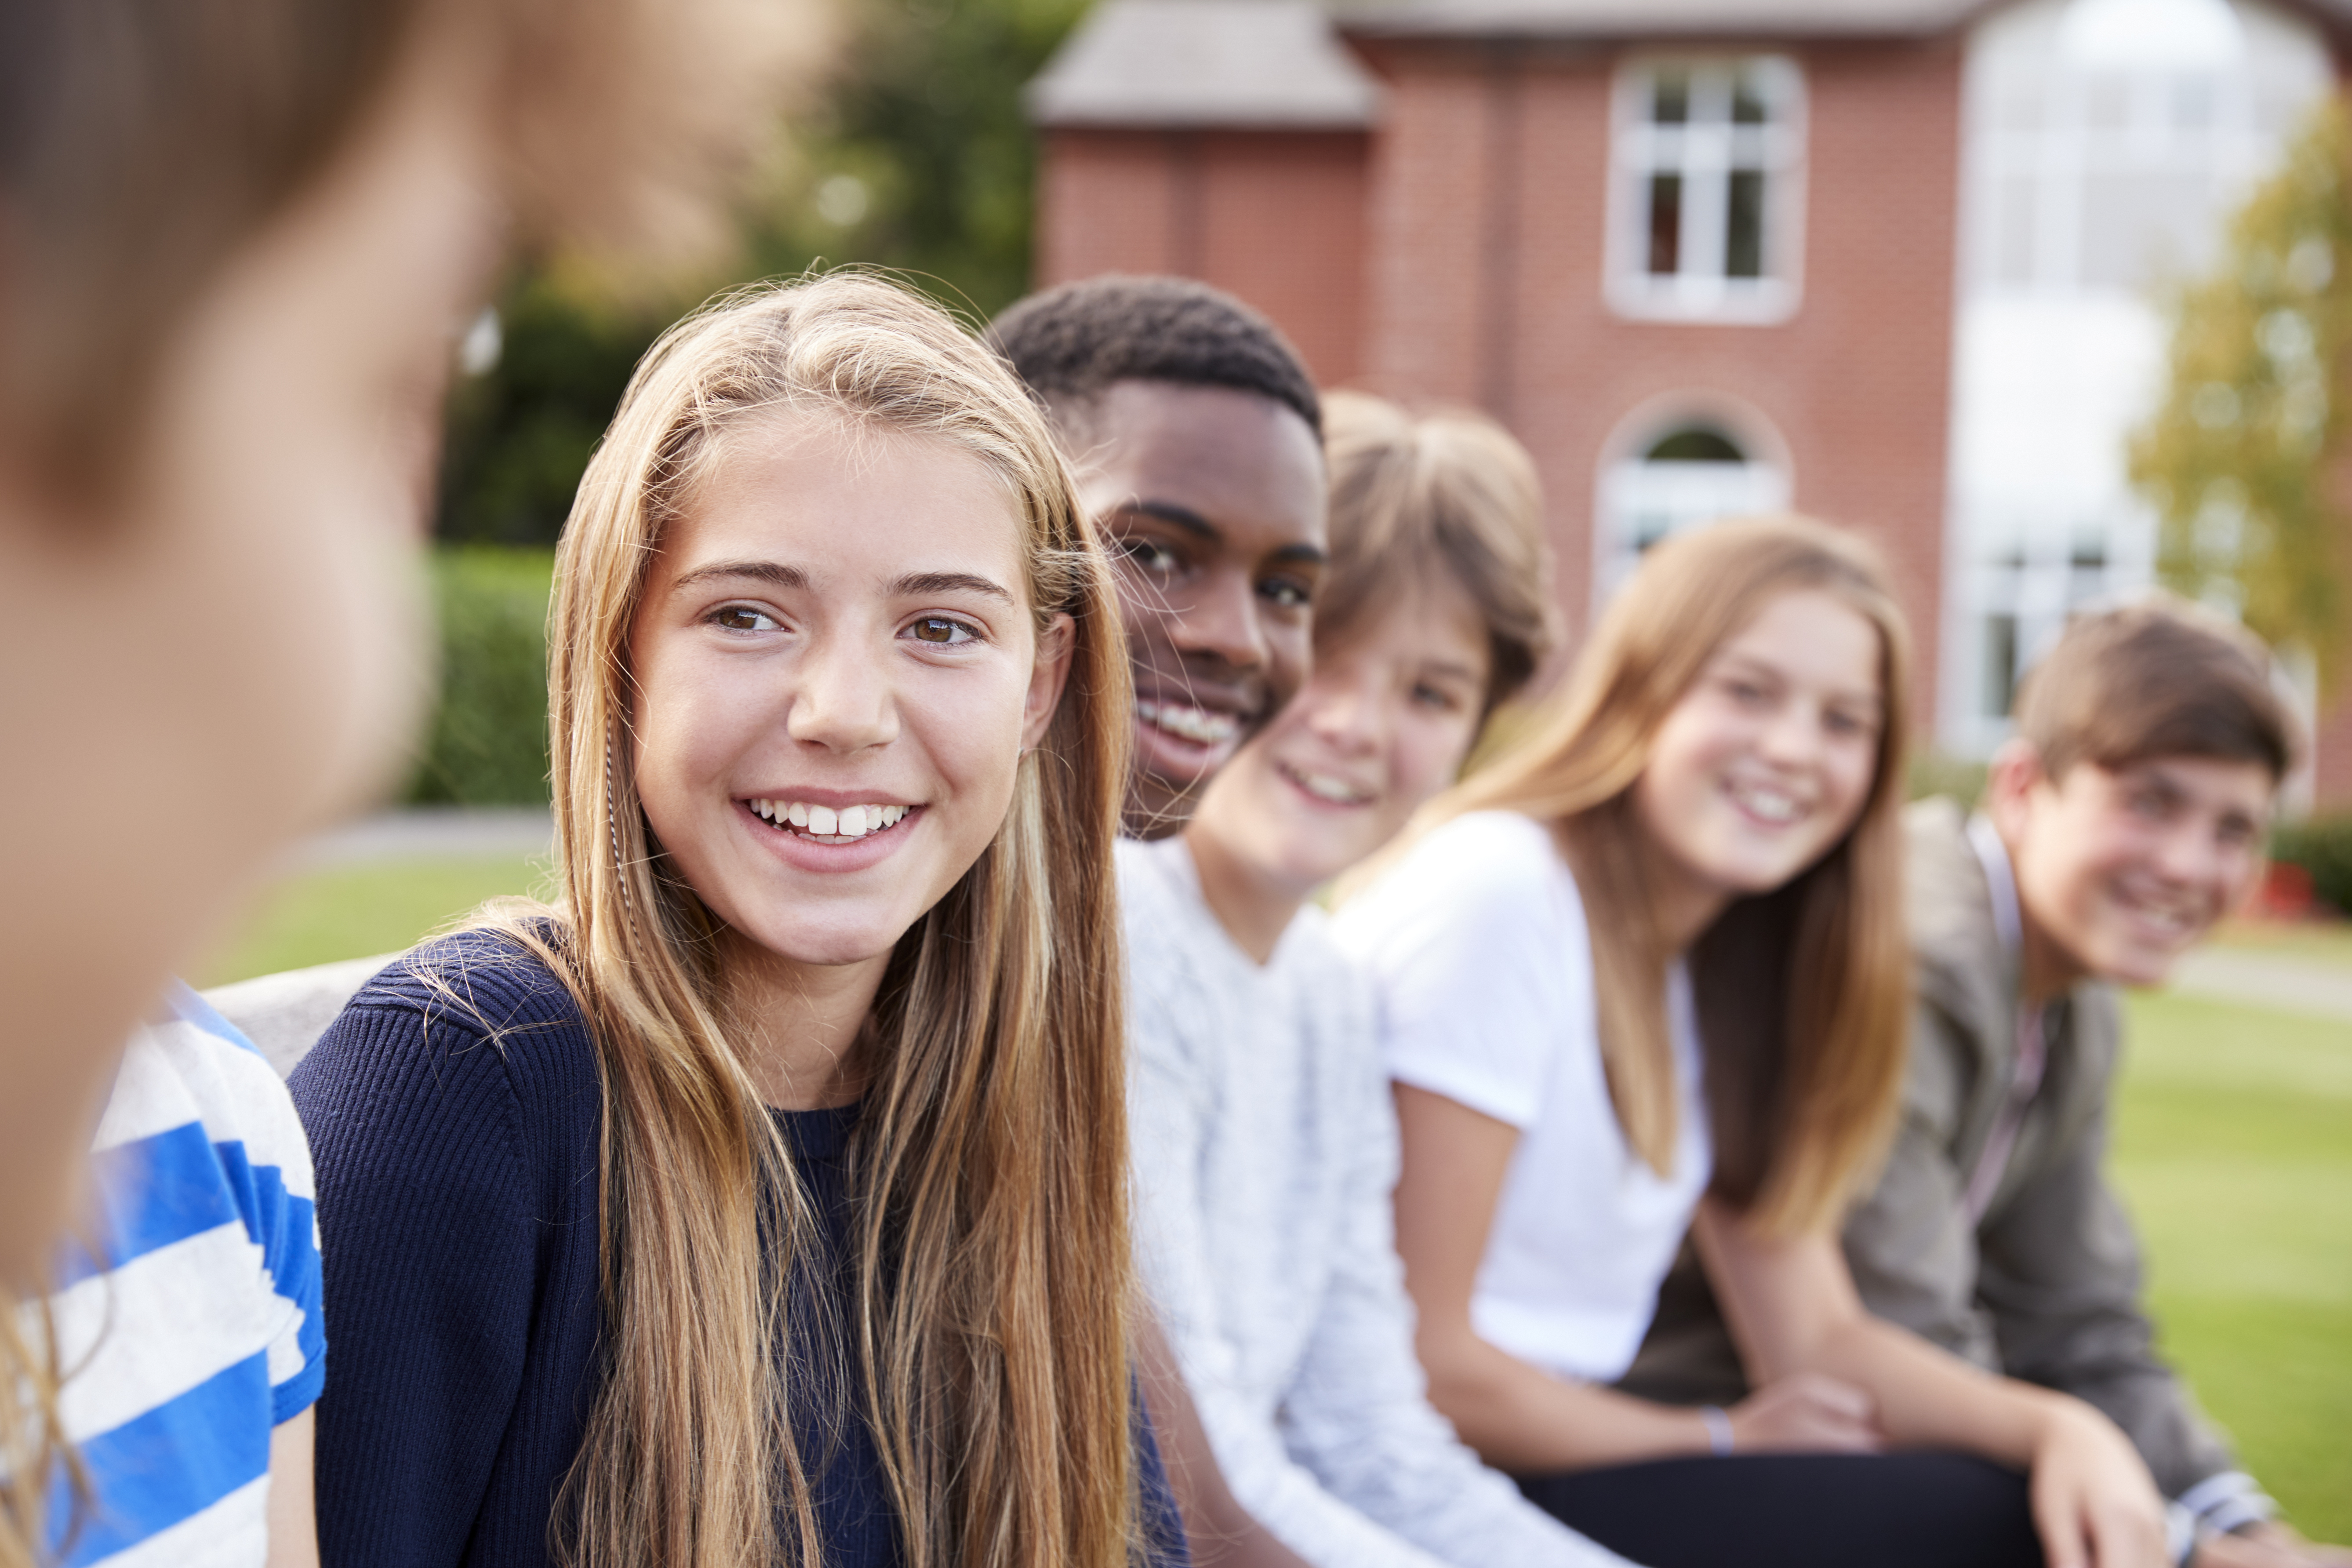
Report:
1029,0,2352,129
1026,0,1385,128
1330,0,2352,40
1330,0,1983,36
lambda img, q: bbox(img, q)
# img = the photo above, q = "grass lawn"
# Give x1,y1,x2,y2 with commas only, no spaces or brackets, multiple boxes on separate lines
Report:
194,853,550,987
2114,986,2352,1543
199,856,2352,1536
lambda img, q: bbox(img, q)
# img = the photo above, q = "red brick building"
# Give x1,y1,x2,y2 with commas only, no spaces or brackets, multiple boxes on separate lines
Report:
1029,0,2352,804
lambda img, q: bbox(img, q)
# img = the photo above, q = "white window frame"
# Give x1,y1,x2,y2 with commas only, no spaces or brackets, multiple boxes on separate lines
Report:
1605,55,1808,325
1591,397,1795,606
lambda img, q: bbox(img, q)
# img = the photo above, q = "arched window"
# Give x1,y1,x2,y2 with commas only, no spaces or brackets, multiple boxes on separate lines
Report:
1595,415,1790,598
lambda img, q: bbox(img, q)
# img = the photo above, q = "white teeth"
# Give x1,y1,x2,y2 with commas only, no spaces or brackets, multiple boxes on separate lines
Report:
1730,781,1800,824
753,800,912,840
1279,761,1372,805
1137,699,1242,746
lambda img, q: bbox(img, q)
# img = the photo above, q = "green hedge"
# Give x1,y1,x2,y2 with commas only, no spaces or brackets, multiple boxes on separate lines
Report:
406,547,555,805
2271,815,2352,915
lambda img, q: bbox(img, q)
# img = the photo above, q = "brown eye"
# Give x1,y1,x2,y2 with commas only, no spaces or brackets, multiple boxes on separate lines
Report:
712,605,780,633
908,616,974,646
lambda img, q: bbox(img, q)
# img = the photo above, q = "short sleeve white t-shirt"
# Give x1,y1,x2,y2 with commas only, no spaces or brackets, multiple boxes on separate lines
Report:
1331,810,1712,1384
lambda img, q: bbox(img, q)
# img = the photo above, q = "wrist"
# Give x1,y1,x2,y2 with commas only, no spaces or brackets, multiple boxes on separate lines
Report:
1697,1404,1734,1457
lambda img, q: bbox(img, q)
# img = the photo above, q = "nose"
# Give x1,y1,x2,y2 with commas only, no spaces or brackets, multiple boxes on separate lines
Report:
785,627,899,754
1303,668,1385,757
2150,817,2230,891
1176,564,1269,675
1753,699,1827,770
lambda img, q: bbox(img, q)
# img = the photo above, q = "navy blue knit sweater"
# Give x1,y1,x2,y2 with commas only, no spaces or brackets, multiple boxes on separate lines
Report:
288,928,1189,1567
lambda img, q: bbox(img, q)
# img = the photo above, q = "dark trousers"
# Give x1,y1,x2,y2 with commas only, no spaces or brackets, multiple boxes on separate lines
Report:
1520,1452,2046,1568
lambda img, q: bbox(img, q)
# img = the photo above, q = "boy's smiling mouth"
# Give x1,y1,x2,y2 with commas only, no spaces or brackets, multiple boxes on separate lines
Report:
1136,698,1243,748
747,798,918,845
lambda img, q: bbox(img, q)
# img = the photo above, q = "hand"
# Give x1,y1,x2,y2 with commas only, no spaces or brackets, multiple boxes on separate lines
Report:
2197,1524,2352,1568
2028,1399,2168,1568
1724,1372,1884,1453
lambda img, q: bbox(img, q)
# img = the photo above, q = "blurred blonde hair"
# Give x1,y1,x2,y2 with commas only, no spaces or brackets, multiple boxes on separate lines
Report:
1315,391,1558,716
470,272,1140,1568
1360,516,1912,1235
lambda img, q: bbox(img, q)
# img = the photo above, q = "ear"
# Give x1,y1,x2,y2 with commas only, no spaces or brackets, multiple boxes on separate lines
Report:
1021,612,1076,751
1982,737,2046,848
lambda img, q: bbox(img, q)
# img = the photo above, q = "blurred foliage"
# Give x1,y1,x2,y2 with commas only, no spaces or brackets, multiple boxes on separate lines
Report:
434,0,1088,546
406,548,556,805
1906,749,1988,807
2271,813,2352,914
2129,97,2352,693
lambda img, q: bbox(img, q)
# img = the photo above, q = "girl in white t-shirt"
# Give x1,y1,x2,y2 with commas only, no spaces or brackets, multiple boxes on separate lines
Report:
1335,517,2170,1568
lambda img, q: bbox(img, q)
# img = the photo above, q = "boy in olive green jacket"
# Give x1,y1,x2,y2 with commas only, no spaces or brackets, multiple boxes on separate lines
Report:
1624,598,2348,1568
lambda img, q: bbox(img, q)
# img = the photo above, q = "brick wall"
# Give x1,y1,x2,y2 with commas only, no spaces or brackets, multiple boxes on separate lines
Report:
1031,35,1967,723
1357,36,1964,723
2315,688,2352,809
1035,128,1370,386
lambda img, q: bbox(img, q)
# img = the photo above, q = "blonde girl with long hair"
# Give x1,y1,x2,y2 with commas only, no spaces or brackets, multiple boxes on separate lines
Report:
287,273,1184,1568
1334,518,2169,1568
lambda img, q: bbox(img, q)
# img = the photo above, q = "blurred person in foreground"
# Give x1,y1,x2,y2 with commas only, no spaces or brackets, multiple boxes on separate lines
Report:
1622,597,2351,1568
0,2,807,1562
1125,391,1639,1568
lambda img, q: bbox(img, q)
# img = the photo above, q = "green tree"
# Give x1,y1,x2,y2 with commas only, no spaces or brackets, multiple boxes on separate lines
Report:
433,0,1087,547
2130,96,2352,689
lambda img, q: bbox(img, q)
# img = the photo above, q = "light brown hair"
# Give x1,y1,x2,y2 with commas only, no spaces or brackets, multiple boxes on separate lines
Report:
1316,391,1559,716
1374,516,1912,1235
470,273,1139,1567
2015,594,2296,785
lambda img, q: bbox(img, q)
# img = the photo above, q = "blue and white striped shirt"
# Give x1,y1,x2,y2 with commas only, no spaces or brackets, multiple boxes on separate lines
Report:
41,983,325,1568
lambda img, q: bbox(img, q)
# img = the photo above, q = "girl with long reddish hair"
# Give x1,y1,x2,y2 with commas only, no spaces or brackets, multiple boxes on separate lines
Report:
1336,517,2169,1568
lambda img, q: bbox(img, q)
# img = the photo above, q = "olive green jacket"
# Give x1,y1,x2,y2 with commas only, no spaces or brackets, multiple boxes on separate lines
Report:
1618,798,2243,1506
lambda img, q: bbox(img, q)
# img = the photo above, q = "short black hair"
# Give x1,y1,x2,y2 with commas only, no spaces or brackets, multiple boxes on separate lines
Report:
989,274,1320,437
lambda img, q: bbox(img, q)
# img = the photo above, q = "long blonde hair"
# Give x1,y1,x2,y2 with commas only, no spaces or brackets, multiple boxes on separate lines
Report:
477,273,1138,1566
1383,516,1911,1235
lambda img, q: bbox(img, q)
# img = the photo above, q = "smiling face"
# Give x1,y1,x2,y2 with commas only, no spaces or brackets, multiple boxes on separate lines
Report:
1994,750,2272,989
1071,379,1328,838
627,415,1071,982
1193,575,1490,898
1632,587,1888,942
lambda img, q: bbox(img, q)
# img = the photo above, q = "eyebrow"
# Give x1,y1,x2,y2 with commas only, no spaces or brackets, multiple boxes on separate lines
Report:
1112,499,1329,568
1715,651,1885,712
890,571,1014,604
666,561,1013,605
667,560,809,595
1117,500,1220,540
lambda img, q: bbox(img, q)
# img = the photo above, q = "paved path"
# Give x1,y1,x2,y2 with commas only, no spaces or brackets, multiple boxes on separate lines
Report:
2164,946,2352,1025
289,806,553,869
